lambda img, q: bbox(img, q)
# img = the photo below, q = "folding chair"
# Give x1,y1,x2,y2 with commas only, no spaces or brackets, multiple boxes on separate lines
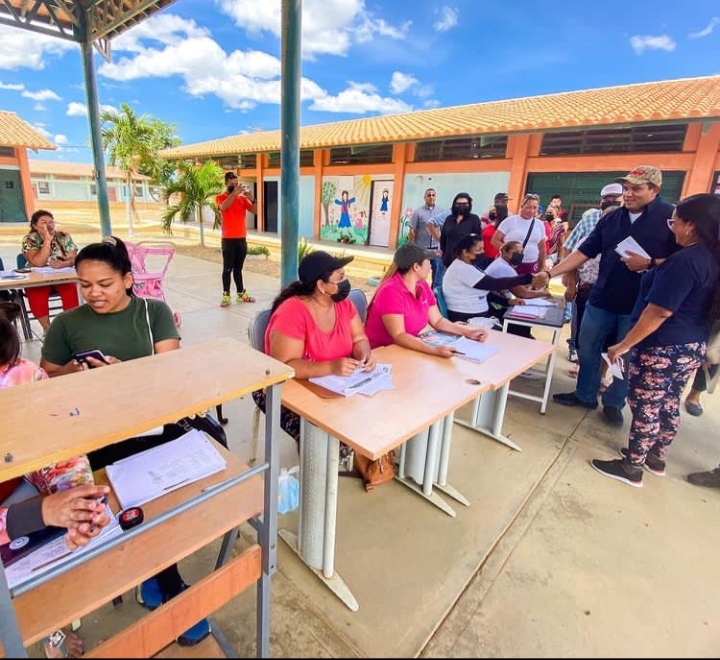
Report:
247,308,273,465
433,285,449,319
348,288,368,322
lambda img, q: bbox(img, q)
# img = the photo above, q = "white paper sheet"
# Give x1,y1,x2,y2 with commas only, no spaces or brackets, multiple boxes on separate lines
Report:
419,332,500,364
106,429,227,509
615,236,651,260
31,266,77,275
3,504,122,590
309,363,394,397
601,352,624,380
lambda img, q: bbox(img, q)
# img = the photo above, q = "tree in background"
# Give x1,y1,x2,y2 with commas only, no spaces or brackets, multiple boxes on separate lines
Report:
321,180,337,226
101,103,179,234
160,160,223,247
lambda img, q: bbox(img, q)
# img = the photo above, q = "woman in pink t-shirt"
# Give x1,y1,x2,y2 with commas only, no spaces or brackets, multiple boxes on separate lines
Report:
365,243,488,356
253,251,376,443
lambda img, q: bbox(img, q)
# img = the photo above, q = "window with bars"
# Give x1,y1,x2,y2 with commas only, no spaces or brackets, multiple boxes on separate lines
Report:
0,146,14,157
267,150,315,168
540,124,688,156
328,145,393,165
414,135,508,162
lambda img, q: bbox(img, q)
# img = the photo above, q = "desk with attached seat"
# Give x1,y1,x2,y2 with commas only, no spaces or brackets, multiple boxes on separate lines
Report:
0,337,293,658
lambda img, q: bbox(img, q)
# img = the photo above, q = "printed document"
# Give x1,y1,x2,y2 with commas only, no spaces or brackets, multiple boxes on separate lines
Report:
601,352,625,380
420,332,500,363
106,429,227,509
309,363,394,397
615,236,651,260
3,503,122,590
31,266,77,275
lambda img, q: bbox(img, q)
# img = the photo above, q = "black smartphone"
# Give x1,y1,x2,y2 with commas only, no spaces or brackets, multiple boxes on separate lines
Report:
72,349,109,367
14,267,32,274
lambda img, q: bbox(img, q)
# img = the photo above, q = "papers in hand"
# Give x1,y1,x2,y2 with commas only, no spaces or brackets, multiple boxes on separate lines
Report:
309,363,394,397
601,352,624,380
106,429,227,509
420,331,500,363
2,503,122,590
615,236,650,260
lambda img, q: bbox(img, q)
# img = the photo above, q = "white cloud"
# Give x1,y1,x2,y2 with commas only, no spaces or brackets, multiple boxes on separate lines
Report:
434,6,458,32
629,34,676,54
0,81,25,91
214,0,410,58
34,103,46,111
689,17,720,38
22,88,61,101
0,25,74,70
100,13,407,116
31,123,52,139
390,71,419,94
54,134,69,145
112,13,209,53
66,101,117,116
309,81,412,114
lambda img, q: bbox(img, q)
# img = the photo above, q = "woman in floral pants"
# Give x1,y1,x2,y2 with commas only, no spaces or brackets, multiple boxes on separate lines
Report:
592,194,720,487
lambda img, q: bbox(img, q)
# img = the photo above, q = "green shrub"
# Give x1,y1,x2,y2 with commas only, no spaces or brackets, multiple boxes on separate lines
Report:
298,237,314,261
247,244,270,256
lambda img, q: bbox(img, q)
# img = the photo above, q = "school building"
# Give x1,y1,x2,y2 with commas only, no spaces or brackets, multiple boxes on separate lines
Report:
161,75,720,249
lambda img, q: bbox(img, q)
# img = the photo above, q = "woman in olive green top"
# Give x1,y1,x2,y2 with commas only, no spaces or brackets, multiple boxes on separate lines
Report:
40,237,210,647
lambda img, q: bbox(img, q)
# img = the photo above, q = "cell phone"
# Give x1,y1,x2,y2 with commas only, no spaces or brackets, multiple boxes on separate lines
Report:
14,267,32,274
72,349,109,367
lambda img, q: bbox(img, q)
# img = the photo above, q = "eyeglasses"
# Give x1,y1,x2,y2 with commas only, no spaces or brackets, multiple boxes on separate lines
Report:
523,193,540,201
666,218,676,229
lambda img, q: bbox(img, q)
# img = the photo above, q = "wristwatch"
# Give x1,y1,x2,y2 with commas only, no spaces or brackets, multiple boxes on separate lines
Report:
648,257,656,268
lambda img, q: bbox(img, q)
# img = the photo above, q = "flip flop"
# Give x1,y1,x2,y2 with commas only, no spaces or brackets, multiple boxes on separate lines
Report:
685,401,703,417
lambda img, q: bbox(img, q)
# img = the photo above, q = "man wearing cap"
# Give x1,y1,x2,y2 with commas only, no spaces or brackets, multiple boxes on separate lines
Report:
481,192,511,222
535,166,676,427
408,188,447,288
561,183,625,363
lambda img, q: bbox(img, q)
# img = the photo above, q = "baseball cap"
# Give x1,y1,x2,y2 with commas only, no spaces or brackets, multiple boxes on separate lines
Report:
394,243,436,269
298,251,354,285
600,182,624,198
616,166,662,188
494,192,509,202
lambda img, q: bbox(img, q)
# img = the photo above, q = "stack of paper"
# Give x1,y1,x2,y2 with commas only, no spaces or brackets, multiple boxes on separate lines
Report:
31,266,77,275
510,304,549,319
309,363,394,397
2,503,122,590
420,331,500,364
106,429,227,509
615,236,651,260
0,271,27,281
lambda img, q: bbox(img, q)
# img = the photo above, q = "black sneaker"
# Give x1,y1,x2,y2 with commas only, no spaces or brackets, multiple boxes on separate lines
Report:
619,448,666,476
553,391,598,409
687,466,720,488
602,405,624,427
591,458,643,488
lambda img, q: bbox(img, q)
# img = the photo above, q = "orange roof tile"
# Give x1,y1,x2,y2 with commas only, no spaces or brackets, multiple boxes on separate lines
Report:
160,75,720,160
29,159,150,180
0,112,55,150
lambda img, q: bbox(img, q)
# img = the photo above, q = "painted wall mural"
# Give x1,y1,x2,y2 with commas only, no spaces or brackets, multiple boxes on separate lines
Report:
320,174,394,245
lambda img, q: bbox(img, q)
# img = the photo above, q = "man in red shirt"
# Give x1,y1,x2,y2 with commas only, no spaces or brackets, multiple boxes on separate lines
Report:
215,172,257,307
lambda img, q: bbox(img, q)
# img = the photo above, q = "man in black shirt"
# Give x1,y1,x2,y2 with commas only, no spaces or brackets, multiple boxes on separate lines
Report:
534,165,676,427
439,192,483,270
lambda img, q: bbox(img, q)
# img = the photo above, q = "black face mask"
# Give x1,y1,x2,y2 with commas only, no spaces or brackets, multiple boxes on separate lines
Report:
453,203,470,216
510,252,524,267
600,200,619,211
330,279,351,303
227,184,236,194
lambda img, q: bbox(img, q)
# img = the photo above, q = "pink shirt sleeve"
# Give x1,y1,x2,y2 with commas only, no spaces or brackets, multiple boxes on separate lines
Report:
0,507,9,545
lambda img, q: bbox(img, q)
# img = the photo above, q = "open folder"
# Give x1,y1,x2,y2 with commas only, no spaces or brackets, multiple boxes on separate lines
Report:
106,429,227,509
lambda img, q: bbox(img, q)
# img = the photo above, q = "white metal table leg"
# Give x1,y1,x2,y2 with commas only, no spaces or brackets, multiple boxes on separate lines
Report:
454,382,521,451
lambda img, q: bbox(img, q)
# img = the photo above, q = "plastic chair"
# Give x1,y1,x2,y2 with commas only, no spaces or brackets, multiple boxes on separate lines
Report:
126,241,181,327
247,308,273,465
348,288,368,322
433,285,449,319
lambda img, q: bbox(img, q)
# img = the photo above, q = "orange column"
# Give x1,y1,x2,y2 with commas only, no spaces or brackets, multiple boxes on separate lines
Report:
16,147,35,218
682,122,720,196
313,149,325,239
256,154,265,232
506,134,531,211
388,143,410,248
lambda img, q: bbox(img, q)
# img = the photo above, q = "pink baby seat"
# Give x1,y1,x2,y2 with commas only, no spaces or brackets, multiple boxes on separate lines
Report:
126,241,181,327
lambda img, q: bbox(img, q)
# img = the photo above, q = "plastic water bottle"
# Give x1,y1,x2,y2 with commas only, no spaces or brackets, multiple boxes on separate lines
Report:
277,466,299,514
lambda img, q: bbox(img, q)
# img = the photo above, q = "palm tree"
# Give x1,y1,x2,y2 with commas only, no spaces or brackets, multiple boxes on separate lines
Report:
101,103,158,235
161,160,223,247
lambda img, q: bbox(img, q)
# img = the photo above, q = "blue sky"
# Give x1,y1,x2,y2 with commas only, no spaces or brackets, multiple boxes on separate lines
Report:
0,0,718,164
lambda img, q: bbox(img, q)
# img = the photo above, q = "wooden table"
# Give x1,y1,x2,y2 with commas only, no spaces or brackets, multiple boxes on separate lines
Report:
452,329,556,451
0,338,294,658
280,344,493,611
0,268,79,340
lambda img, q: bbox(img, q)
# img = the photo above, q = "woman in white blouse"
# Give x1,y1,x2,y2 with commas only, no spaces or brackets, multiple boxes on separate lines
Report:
490,193,547,275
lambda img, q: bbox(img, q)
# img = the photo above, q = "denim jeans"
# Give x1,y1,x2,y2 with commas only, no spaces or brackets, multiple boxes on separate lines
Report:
432,258,446,289
576,303,635,409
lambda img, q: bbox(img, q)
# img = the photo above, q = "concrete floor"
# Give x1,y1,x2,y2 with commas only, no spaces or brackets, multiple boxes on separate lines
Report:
4,245,720,658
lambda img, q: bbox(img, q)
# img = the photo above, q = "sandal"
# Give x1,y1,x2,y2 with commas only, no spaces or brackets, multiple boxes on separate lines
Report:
43,628,84,658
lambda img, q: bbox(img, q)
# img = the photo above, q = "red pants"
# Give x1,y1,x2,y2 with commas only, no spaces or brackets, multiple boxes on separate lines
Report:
25,283,79,318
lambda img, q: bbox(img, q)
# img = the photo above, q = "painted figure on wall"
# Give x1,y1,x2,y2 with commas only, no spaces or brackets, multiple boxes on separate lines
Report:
380,188,390,213
335,190,355,229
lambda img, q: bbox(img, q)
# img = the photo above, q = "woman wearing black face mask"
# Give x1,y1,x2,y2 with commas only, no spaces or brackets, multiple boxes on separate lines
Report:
439,192,483,269
252,251,376,444
442,234,537,323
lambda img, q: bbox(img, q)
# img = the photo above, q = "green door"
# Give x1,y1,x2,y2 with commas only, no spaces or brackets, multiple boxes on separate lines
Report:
0,169,27,223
